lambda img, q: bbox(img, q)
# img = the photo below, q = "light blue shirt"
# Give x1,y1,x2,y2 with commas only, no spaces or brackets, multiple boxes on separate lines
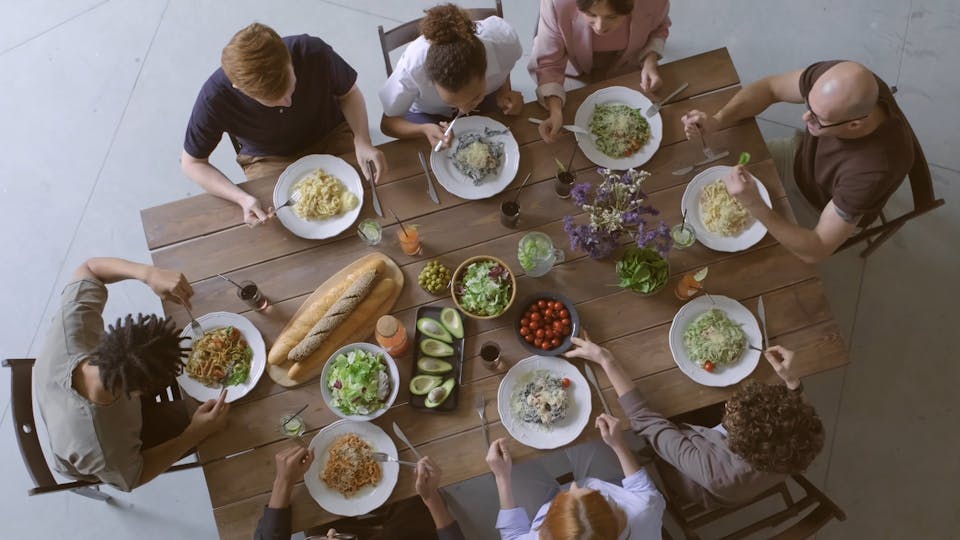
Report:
495,470,666,540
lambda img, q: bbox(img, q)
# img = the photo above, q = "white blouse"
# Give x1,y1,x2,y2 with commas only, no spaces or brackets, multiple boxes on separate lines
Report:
378,16,523,117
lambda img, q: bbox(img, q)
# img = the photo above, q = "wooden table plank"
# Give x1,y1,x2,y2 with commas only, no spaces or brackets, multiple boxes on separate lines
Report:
141,48,738,250
209,318,845,540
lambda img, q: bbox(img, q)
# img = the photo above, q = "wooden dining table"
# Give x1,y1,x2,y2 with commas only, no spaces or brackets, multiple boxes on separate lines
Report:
141,48,849,539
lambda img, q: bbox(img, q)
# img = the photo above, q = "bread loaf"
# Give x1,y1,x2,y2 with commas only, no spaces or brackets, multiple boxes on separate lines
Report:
267,258,385,365
287,277,396,383
288,269,378,362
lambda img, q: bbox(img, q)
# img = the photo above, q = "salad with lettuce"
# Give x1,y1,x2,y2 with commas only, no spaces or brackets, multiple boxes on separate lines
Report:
454,259,513,317
326,348,391,416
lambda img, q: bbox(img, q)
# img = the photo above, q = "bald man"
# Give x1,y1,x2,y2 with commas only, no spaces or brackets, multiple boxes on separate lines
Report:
681,61,914,263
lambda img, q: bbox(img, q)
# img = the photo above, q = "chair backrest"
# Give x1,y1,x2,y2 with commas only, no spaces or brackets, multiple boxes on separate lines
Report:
3,359,59,491
376,1,504,77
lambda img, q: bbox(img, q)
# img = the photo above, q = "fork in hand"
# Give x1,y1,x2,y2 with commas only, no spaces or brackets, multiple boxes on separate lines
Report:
273,189,303,215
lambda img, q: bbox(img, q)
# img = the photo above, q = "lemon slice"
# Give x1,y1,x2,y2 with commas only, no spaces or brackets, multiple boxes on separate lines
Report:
693,267,709,282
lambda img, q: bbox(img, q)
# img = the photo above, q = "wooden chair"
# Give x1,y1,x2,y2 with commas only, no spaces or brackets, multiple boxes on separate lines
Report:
376,0,504,77
655,457,846,540
3,358,200,501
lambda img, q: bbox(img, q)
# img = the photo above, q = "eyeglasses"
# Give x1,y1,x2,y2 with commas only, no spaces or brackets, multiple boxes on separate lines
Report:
804,99,869,129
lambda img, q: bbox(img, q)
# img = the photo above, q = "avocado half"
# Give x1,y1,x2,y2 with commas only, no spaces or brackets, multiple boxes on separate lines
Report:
417,317,452,343
424,377,456,408
440,307,464,339
417,357,453,375
410,374,443,396
420,338,454,357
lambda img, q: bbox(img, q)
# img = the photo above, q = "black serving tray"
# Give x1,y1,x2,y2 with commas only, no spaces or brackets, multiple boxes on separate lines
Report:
409,305,465,412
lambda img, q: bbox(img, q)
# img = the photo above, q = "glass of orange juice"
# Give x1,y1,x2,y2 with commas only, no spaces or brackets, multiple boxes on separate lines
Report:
398,225,422,255
675,267,709,301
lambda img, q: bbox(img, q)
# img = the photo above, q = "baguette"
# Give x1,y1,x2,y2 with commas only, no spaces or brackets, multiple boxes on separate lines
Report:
267,258,385,365
287,277,396,383
288,269,378,362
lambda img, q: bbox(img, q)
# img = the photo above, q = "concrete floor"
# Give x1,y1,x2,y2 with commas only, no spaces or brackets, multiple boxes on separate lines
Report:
1,1,957,538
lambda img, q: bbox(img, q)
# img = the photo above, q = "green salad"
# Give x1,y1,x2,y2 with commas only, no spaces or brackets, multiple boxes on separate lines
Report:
326,348,392,416
683,309,746,370
454,260,512,317
589,104,651,158
616,248,670,295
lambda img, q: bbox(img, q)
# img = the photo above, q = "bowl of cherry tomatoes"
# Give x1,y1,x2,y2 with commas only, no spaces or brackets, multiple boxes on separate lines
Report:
515,293,580,356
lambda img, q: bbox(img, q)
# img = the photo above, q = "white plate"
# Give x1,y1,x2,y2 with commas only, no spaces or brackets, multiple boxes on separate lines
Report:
497,356,591,450
304,419,399,517
273,154,364,239
177,312,266,403
320,342,400,422
668,295,762,387
573,86,663,170
681,166,773,252
430,116,520,200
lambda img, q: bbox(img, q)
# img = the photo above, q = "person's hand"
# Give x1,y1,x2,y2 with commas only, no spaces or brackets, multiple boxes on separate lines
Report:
722,165,765,210
564,329,614,366
356,143,387,184
765,345,801,390
485,438,512,479
423,122,454,150
188,388,230,439
497,89,524,116
680,110,720,140
239,194,271,227
595,413,627,451
145,267,193,309
640,56,663,94
274,445,314,488
538,108,564,143
414,456,442,503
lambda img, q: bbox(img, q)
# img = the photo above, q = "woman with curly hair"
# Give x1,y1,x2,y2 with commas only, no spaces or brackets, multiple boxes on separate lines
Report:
565,333,824,510
35,257,231,491
379,4,524,149
531,0,671,142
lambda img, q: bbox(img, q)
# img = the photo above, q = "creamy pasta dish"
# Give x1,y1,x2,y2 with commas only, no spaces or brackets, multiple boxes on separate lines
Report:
292,169,359,221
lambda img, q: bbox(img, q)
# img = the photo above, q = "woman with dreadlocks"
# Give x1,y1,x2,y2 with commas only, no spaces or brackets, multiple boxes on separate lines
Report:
35,257,230,491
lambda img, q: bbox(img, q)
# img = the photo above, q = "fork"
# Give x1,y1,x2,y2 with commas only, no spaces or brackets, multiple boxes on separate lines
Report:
273,189,303,214
475,391,490,449
371,452,417,468
182,304,203,338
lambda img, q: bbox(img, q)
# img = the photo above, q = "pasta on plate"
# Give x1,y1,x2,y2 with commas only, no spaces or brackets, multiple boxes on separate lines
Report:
699,179,753,236
292,169,359,220
321,433,383,497
184,326,252,388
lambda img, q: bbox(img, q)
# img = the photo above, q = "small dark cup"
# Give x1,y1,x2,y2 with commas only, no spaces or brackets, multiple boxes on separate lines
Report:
500,201,520,228
555,171,575,198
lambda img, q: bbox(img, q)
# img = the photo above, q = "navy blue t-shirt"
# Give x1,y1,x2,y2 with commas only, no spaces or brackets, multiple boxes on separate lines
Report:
183,35,357,159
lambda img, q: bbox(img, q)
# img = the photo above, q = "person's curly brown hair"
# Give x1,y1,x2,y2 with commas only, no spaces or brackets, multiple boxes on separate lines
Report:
421,4,487,92
722,381,824,474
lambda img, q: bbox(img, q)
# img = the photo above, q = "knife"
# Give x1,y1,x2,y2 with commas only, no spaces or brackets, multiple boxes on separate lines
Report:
583,363,612,417
417,151,441,204
646,81,689,118
365,160,383,217
527,117,591,136
671,150,731,176
758,295,769,350
391,422,422,460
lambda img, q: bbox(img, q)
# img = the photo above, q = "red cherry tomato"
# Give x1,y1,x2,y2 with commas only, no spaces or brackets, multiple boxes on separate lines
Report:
535,328,545,338
525,334,535,343
562,327,572,337
561,317,571,327
555,301,564,311
520,318,529,327
537,300,547,308
704,361,715,372
550,338,561,348
530,321,541,331
519,327,529,337
561,377,571,388
534,338,543,347
552,320,562,331
530,312,541,321
544,329,554,339
544,308,554,319
541,342,551,351
559,309,570,319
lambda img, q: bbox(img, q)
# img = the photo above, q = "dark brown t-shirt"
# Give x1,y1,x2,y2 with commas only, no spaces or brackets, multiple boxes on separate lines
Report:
794,61,914,221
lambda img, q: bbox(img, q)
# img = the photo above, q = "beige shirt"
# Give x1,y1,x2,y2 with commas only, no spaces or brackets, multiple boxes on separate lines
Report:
35,279,144,492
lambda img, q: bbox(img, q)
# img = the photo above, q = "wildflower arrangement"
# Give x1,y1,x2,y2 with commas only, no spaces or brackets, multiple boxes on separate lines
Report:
563,168,673,259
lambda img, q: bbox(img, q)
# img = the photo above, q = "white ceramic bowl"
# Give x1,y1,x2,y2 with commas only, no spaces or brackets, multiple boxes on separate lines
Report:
319,342,399,421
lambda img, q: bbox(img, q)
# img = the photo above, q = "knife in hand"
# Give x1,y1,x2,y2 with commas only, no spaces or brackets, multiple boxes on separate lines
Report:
391,422,422,460
758,295,769,350
417,151,441,204
583,363,612,417
366,160,383,217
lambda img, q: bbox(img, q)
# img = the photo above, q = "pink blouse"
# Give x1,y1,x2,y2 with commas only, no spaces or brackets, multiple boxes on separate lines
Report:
529,0,671,106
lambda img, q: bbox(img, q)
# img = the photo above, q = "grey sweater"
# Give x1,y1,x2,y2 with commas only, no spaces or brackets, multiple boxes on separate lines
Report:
619,388,786,509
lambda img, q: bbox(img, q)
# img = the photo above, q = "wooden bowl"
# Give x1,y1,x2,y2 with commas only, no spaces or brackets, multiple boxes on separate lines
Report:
450,255,517,320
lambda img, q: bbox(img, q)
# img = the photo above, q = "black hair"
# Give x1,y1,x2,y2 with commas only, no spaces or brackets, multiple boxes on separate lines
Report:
89,313,189,398
422,4,487,92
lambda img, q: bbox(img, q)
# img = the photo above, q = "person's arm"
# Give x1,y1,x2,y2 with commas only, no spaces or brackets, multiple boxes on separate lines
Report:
681,69,805,137
637,6,671,93
596,414,642,477
140,389,229,485
487,438,533,539
413,457,466,540
764,346,802,391
73,257,193,308
255,445,315,540
531,0,568,142
564,332,636,398
495,75,524,116
181,150,268,226
723,166,857,263
336,84,387,183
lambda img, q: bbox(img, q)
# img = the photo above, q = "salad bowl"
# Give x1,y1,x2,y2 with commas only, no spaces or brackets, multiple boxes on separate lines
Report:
451,256,517,320
320,342,400,421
